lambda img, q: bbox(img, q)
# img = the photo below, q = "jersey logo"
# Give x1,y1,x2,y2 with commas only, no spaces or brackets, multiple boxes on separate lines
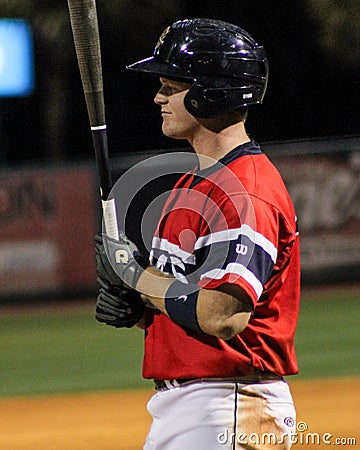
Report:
156,253,186,278
235,243,248,255
156,254,168,272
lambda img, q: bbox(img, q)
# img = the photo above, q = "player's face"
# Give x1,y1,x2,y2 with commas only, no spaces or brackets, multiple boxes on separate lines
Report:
154,78,200,141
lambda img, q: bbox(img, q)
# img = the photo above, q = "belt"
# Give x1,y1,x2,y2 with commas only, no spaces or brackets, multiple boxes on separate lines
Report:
154,372,283,391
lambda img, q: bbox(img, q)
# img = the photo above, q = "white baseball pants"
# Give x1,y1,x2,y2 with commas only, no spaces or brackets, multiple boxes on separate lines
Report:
143,379,296,450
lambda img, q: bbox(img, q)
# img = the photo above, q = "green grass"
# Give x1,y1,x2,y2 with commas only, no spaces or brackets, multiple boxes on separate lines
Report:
294,287,360,380
0,286,359,397
0,306,151,397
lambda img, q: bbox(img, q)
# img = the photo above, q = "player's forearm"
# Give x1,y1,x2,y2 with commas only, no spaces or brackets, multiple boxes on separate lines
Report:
197,290,251,339
136,267,251,339
136,266,174,313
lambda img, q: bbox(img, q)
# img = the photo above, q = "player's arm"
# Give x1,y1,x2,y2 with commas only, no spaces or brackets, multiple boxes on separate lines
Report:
136,266,253,340
95,233,253,338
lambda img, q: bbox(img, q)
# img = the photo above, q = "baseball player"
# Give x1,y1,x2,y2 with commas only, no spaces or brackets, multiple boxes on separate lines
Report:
95,19,300,449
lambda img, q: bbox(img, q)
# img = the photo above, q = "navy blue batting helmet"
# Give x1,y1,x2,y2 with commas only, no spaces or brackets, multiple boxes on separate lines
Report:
127,18,269,118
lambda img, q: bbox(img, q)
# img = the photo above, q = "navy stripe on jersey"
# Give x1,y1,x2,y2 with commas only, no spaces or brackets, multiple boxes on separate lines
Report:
195,232,275,297
150,225,277,299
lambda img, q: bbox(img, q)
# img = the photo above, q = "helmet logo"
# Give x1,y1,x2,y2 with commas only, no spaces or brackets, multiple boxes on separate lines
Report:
243,93,253,99
190,99,199,109
155,26,170,51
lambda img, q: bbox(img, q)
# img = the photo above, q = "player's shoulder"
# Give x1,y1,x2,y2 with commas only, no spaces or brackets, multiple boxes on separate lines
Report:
227,147,284,193
228,147,296,223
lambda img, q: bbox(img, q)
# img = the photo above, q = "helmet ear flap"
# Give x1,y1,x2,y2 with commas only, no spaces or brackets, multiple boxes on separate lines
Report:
185,83,261,118
184,84,229,118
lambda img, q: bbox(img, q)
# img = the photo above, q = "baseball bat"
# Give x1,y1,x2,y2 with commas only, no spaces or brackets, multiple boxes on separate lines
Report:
67,0,119,240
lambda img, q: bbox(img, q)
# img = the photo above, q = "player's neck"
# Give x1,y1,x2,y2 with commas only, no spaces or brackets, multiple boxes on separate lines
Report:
190,121,250,169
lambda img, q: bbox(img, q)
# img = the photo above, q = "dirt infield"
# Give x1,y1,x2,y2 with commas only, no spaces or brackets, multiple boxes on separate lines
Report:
0,378,358,449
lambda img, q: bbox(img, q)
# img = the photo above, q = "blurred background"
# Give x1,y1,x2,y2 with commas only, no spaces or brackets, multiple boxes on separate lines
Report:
0,0,359,162
0,0,359,300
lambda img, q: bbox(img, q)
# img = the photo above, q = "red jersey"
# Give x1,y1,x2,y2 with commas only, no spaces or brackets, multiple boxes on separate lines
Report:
143,140,300,379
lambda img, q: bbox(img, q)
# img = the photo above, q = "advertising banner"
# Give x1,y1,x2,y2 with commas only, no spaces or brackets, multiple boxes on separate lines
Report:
0,165,98,296
270,149,360,281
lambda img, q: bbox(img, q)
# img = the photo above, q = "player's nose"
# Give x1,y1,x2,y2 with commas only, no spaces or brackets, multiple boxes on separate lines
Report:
154,88,168,106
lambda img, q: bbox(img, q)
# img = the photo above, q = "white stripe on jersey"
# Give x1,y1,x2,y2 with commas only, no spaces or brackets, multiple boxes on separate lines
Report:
150,236,196,265
200,263,264,299
194,224,278,263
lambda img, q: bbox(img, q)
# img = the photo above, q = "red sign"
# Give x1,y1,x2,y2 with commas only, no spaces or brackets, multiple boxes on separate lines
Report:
0,165,98,296
272,153,360,277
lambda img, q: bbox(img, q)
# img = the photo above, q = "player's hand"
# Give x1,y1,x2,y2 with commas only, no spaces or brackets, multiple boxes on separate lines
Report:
95,232,147,291
96,278,145,328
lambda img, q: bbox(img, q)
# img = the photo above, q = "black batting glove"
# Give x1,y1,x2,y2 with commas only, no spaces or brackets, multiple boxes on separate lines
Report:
96,278,145,328
95,232,147,291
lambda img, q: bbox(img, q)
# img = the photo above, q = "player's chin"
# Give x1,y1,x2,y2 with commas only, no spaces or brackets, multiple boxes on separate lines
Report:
161,123,185,140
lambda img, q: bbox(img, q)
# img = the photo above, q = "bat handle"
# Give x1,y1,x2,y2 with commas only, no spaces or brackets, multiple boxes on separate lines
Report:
91,126,120,240
101,197,120,240
91,126,112,198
